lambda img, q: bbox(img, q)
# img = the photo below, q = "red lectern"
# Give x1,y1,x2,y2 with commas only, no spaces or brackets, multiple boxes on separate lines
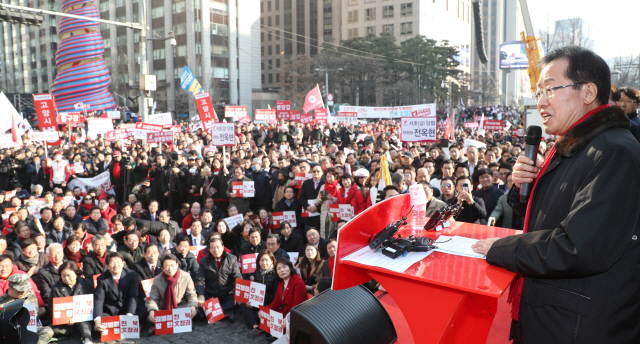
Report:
334,194,517,344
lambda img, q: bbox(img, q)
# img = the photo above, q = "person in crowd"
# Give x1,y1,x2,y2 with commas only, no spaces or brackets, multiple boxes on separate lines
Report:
452,175,487,223
488,172,522,229
472,168,506,219
265,234,290,260
299,165,324,230
215,219,235,252
240,227,267,257
186,219,208,247
94,252,139,332
296,243,326,293
76,195,95,218
337,174,366,216
15,237,49,276
49,261,93,344
11,220,33,258
274,186,303,234
181,202,202,234
263,258,306,318
82,206,109,234
156,228,176,257
46,215,73,245
170,236,200,282
278,221,304,255
314,277,332,295
81,234,108,278
316,167,339,238
322,238,337,278
243,250,279,335
146,254,198,335
117,231,144,268
306,227,328,259
133,244,162,310
71,222,94,253
421,181,447,217
227,167,253,215
196,237,242,320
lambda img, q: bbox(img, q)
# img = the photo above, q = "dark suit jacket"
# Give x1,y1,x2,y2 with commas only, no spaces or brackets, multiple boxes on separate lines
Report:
314,237,329,260
133,258,162,300
299,178,325,225
187,233,208,247
141,210,159,221
94,268,138,317
279,232,304,255
81,251,107,278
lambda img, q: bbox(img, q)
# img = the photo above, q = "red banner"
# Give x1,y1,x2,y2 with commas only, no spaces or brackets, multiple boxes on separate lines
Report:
147,131,174,144
464,122,479,128
135,122,163,132
277,111,290,121
314,108,328,125
195,92,217,134
241,253,258,274
204,298,225,324
300,112,314,124
259,306,284,338
58,112,83,124
276,100,291,121
289,110,301,122
411,108,433,117
105,128,134,141
482,120,504,131
154,308,192,335
33,94,61,145
234,279,252,304
294,173,311,189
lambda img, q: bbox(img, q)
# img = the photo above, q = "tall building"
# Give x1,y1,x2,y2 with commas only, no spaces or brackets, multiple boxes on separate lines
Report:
0,0,261,117
540,18,594,52
260,0,471,90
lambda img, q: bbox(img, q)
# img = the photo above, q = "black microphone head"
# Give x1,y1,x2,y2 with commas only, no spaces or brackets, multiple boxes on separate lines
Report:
524,125,542,145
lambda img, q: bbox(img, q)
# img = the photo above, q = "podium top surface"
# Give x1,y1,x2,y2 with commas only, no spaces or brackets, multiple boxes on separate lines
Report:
334,194,518,298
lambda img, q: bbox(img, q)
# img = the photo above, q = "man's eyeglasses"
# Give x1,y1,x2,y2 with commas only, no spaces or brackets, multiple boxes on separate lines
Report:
534,82,585,101
312,170,322,173
441,184,453,188
618,99,639,105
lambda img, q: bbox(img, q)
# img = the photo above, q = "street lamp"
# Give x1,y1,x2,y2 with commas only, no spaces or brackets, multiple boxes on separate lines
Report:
315,68,343,109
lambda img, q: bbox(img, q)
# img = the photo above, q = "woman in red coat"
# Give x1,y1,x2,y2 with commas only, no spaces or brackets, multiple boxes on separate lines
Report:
337,174,366,215
265,257,307,317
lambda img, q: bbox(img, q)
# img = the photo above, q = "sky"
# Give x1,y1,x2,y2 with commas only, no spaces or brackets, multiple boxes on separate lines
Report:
527,0,639,60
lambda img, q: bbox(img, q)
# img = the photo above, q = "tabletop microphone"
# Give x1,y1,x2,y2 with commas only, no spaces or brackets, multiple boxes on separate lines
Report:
519,125,542,202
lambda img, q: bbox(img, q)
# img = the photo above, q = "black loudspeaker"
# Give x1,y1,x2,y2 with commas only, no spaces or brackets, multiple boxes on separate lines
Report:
289,285,397,344
0,298,38,344
472,1,488,64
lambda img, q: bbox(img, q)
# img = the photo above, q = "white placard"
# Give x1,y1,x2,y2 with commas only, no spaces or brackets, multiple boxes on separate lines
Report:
107,111,121,119
149,112,172,126
87,118,114,139
171,307,192,333
400,117,437,142
463,138,487,152
340,104,436,119
210,123,235,146
287,252,299,265
223,214,244,229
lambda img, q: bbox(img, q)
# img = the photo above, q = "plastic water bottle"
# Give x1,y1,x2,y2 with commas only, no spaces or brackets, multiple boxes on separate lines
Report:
409,184,428,236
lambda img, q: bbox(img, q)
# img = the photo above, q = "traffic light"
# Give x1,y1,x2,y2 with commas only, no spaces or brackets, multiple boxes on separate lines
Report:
0,9,43,27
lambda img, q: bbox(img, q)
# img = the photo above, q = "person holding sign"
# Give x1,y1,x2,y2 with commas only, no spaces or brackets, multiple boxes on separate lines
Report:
278,222,304,257
336,174,366,217
295,244,326,293
274,186,302,233
0,274,54,344
146,254,198,335
241,250,280,336
299,166,325,231
196,237,242,321
261,258,306,321
49,261,94,344
226,167,253,215
94,252,139,332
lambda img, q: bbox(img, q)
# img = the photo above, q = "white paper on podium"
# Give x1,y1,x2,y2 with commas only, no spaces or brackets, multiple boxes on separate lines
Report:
433,235,486,259
341,246,434,273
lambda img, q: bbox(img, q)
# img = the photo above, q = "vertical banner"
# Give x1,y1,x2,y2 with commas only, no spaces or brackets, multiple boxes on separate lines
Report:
276,100,291,121
195,92,217,134
180,66,204,96
33,94,61,145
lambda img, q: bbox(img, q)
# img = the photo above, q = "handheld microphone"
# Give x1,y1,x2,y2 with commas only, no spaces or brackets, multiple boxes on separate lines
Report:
519,125,542,202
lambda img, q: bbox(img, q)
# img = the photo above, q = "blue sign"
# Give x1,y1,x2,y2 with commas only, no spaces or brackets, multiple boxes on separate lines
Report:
180,66,204,96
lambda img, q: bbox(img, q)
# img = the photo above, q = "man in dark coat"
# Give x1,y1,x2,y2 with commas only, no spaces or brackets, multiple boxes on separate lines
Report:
149,154,171,210
171,236,200,282
117,231,144,269
299,166,325,230
250,159,272,213
34,243,65,326
81,235,108,278
82,207,110,235
472,47,640,344
453,176,486,223
472,168,506,220
195,237,242,319
94,252,139,332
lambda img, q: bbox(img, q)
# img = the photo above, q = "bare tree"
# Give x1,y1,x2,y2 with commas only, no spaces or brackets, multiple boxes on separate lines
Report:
277,55,319,109
614,52,640,88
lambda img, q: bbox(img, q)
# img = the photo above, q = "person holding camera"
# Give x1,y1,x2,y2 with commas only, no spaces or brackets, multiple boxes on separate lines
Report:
452,175,486,224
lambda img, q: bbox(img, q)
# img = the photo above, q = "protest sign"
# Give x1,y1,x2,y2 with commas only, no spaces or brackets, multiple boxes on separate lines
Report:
52,294,94,325
287,252,299,265
411,105,436,117
300,112,314,124
234,279,267,307
340,104,435,119
195,93,217,133
149,113,172,126
464,122,479,128
147,131,174,144
314,108,328,125
105,128,134,142
255,109,276,122
141,279,153,302
271,211,297,228
329,204,354,221
28,131,60,142
58,112,82,124
464,138,487,151
210,123,235,146
289,110,301,122
204,298,225,324
259,306,284,338
241,253,258,274
481,120,504,130
33,93,61,145
225,106,248,120
400,117,437,142
67,171,114,195
87,118,114,139
107,111,121,119
231,181,255,197
154,308,192,335
25,303,37,333
100,315,140,341
301,199,319,217
135,122,163,132
222,214,243,229
294,173,311,189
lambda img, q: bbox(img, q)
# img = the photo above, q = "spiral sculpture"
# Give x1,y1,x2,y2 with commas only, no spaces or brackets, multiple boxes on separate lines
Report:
51,0,116,112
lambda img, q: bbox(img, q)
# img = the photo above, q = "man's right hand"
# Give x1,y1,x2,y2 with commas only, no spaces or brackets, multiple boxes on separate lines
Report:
198,295,205,308
512,155,544,190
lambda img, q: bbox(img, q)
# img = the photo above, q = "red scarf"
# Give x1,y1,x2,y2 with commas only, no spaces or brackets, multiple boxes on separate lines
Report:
108,203,117,211
113,163,121,179
95,251,107,267
329,256,335,278
64,247,82,264
80,202,93,212
161,269,181,310
323,180,339,198
508,104,609,321
339,184,358,204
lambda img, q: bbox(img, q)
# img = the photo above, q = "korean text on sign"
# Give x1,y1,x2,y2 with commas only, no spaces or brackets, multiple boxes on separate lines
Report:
52,294,94,325
259,306,284,338
400,117,437,142
204,298,225,324
100,315,140,341
234,279,267,307
154,308,192,335
241,253,258,274
210,123,235,146
232,181,255,197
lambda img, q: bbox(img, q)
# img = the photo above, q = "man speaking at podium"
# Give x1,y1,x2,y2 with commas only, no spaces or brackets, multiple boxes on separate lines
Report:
472,47,640,343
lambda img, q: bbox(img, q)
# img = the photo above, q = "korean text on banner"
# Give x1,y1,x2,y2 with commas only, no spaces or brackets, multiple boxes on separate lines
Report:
87,118,114,139
329,204,354,221
289,110,301,122
154,308,192,335
259,306,284,338
195,92,217,133
294,173,312,189
400,117,437,142
135,122,163,132
314,108,328,125
33,93,61,145
67,171,115,195
481,120,504,130
180,65,204,96
225,106,248,120
210,123,235,146
411,104,437,117
147,131,174,144
234,279,267,307
223,214,243,229
29,131,59,143
105,128,134,142
255,109,276,121
52,294,94,325
204,298,225,324
464,122,479,128
271,211,297,228
100,315,140,341
149,113,172,126
241,253,258,274
340,104,436,119
58,112,82,124
232,181,255,197
300,112,314,124
337,112,358,121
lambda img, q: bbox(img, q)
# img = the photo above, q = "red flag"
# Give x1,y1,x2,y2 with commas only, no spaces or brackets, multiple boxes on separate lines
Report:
302,85,324,114
11,115,20,144
443,115,453,140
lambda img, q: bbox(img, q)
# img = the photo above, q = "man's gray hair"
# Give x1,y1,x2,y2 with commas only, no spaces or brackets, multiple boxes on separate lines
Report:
92,234,106,245
391,172,405,187
46,243,63,256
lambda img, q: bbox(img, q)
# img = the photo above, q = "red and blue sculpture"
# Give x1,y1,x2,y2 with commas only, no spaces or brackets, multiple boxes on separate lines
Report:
51,0,116,112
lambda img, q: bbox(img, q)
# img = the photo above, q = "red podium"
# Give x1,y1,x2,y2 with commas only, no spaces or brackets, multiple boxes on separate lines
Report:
334,194,517,344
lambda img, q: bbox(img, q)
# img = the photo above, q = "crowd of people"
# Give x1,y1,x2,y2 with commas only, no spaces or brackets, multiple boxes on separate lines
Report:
5,88,639,344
